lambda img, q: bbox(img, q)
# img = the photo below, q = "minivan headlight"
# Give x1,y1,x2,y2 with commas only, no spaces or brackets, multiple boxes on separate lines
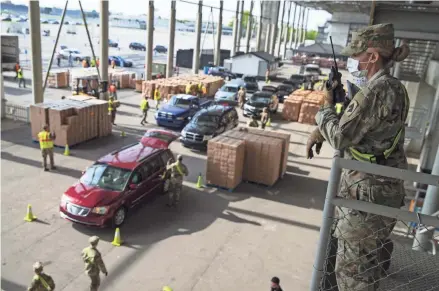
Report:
203,135,213,141
176,116,185,121
92,206,109,215
181,129,187,138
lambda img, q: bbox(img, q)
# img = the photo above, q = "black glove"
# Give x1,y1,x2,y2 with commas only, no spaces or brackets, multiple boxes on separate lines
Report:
306,128,325,159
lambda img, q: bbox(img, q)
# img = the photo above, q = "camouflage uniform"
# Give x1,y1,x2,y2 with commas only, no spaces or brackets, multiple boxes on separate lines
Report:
247,119,259,128
315,24,409,291
28,262,55,291
82,236,107,291
167,159,188,206
237,88,246,109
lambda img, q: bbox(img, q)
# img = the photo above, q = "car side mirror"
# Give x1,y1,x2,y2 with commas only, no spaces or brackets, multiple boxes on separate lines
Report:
129,183,138,190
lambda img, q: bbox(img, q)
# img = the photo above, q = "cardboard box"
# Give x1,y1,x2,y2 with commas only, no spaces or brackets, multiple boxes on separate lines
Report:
206,136,245,189
298,102,320,125
282,97,303,122
244,128,290,178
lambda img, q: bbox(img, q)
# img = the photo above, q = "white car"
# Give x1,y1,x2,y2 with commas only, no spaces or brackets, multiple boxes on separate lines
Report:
60,49,85,61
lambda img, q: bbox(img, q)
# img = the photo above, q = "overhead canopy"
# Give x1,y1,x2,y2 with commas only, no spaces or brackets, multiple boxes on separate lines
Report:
295,43,346,59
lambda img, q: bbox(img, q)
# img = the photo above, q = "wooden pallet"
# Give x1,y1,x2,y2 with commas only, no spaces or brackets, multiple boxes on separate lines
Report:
243,179,278,188
206,183,236,192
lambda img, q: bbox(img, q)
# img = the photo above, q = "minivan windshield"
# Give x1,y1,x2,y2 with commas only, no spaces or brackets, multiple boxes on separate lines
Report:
244,76,256,83
221,85,238,93
248,95,271,107
80,163,131,192
305,68,320,74
194,114,219,127
169,96,192,108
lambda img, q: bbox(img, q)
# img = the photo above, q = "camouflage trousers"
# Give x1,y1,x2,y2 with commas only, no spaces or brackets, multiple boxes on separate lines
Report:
333,176,404,291
88,274,100,291
168,176,183,206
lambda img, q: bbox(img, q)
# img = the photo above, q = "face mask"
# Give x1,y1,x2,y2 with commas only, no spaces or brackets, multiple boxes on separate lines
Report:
347,57,370,88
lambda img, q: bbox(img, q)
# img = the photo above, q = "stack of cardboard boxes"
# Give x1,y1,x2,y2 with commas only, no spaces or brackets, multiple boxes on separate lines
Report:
206,128,290,189
46,70,70,88
30,96,112,147
142,75,224,99
282,90,325,125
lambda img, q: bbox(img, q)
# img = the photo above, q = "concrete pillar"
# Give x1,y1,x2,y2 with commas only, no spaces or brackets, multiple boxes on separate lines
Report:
100,0,109,100
245,0,254,53
214,1,223,66
413,143,439,251
237,1,244,52
260,1,272,52
231,1,239,56
265,24,272,52
145,1,154,80
299,6,306,47
302,8,309,44
282,1,292,58
270,1,280,55
256,1,263,51
294,5,302,49
29,0,43,104
166,1,176,78
289,2,297,49
192,1,203,74
277,0,286,57
1,74,5,119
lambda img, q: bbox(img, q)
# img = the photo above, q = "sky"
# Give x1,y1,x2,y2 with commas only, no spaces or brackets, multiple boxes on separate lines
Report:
11,0,332,30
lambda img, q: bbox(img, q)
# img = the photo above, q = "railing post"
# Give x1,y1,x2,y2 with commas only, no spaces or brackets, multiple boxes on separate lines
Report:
310,151,343,290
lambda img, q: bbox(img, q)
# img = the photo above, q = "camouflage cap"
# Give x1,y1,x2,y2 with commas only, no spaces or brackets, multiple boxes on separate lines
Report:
89,235,100,245
341,23,395,57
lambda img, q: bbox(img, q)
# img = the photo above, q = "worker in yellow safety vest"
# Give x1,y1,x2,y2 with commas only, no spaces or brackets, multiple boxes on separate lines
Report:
140,96,149,125
162,287,173,291
17,66,26,88
154,89,161,110
90,58,96,67
164,155,188,207
27,261,55,291
38,125,56,171
108,96,117,125
185,82,192,94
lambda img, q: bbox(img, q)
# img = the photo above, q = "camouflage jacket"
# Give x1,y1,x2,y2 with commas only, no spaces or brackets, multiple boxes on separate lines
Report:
28,273,55,291
315,68,409,184
82,246,107,276
167,161,188,178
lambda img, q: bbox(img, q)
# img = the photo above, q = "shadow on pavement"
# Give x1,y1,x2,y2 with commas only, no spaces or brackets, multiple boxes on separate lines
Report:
73,184,260,289
3,84,32,96
1,278,28,291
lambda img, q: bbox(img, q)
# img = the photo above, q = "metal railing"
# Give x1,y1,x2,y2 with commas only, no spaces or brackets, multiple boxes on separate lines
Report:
310,152,439,291
2,100,30,123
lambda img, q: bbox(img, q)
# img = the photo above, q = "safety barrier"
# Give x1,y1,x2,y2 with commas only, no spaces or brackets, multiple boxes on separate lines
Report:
310,152,439,291
2,100,30,123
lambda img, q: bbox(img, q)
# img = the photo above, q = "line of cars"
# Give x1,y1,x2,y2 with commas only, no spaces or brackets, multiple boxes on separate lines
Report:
58,46,133,67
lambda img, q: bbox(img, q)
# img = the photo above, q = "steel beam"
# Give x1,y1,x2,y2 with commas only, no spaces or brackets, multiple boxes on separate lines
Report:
99,0,109,99
289,2,297,49
145,1,154,80
237,1,244,52
167,1,176,78
294,5,302,49
270,1,280,55
193,1,203,73
29,0,43,104
256,1,263,51
282,1,292,58
215,1,223,65
231,1,239,56
303,8,309,44
277,0,286,57
245,0,254,53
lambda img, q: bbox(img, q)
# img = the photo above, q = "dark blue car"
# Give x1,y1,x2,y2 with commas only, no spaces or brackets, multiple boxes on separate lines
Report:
108,56,133,67
155,94,212,129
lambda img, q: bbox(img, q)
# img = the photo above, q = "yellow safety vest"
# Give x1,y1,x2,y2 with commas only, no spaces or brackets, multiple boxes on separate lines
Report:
90,59,96,67
335,103,343,114
154,90,161,101
349,90,409,164
108,100,114,112
175,162,184,176
17,69,23,79
140,99,149,110
185,84,191,94
38,131,54,149
33,274,51,290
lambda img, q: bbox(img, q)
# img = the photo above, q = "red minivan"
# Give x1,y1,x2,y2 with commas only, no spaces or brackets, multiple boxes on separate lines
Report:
60,129,177,227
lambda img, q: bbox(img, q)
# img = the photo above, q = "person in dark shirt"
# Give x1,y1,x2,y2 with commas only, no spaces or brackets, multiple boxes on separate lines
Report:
271,276,283,291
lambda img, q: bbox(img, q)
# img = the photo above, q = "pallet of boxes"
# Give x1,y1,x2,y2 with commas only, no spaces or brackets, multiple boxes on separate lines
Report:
206,128,290,190
45,70,70,89
30,96,115,147
141,74,224,100
282,90,325,125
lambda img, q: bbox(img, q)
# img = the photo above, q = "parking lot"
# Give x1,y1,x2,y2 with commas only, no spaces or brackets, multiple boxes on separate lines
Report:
0,74,339,290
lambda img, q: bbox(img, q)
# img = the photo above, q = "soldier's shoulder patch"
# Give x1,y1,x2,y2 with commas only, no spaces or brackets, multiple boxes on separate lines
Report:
345,100,359,116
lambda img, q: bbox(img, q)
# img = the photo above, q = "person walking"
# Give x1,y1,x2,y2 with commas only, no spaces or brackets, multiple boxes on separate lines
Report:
165,155,188,207
154,88,161,110
68,52,73,67
15,62,20,79
56,53,61,67
108,96,117,125
306,23,410,291
109,82,117,100
17,66,26,88
27,262,55,291
38,125,56,171
237,86,246,109
82,236,108,291
260,107,269,129
140,96,149,125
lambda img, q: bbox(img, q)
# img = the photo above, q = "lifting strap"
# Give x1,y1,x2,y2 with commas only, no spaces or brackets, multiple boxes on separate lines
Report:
349,88,409,164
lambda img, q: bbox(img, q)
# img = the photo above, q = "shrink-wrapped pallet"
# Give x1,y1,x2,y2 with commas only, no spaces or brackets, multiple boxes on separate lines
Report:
135,80,143,92
46,70,70,88
282,98,303,122
206,136,245,190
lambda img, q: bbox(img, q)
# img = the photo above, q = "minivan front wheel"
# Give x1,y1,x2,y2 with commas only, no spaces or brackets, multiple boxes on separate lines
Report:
112,207,127,227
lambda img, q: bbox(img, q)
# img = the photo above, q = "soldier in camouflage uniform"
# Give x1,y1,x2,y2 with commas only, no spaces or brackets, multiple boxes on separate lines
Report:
166,154,189,207
28,262,55,291
306,23,410,290
82,236,108,291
